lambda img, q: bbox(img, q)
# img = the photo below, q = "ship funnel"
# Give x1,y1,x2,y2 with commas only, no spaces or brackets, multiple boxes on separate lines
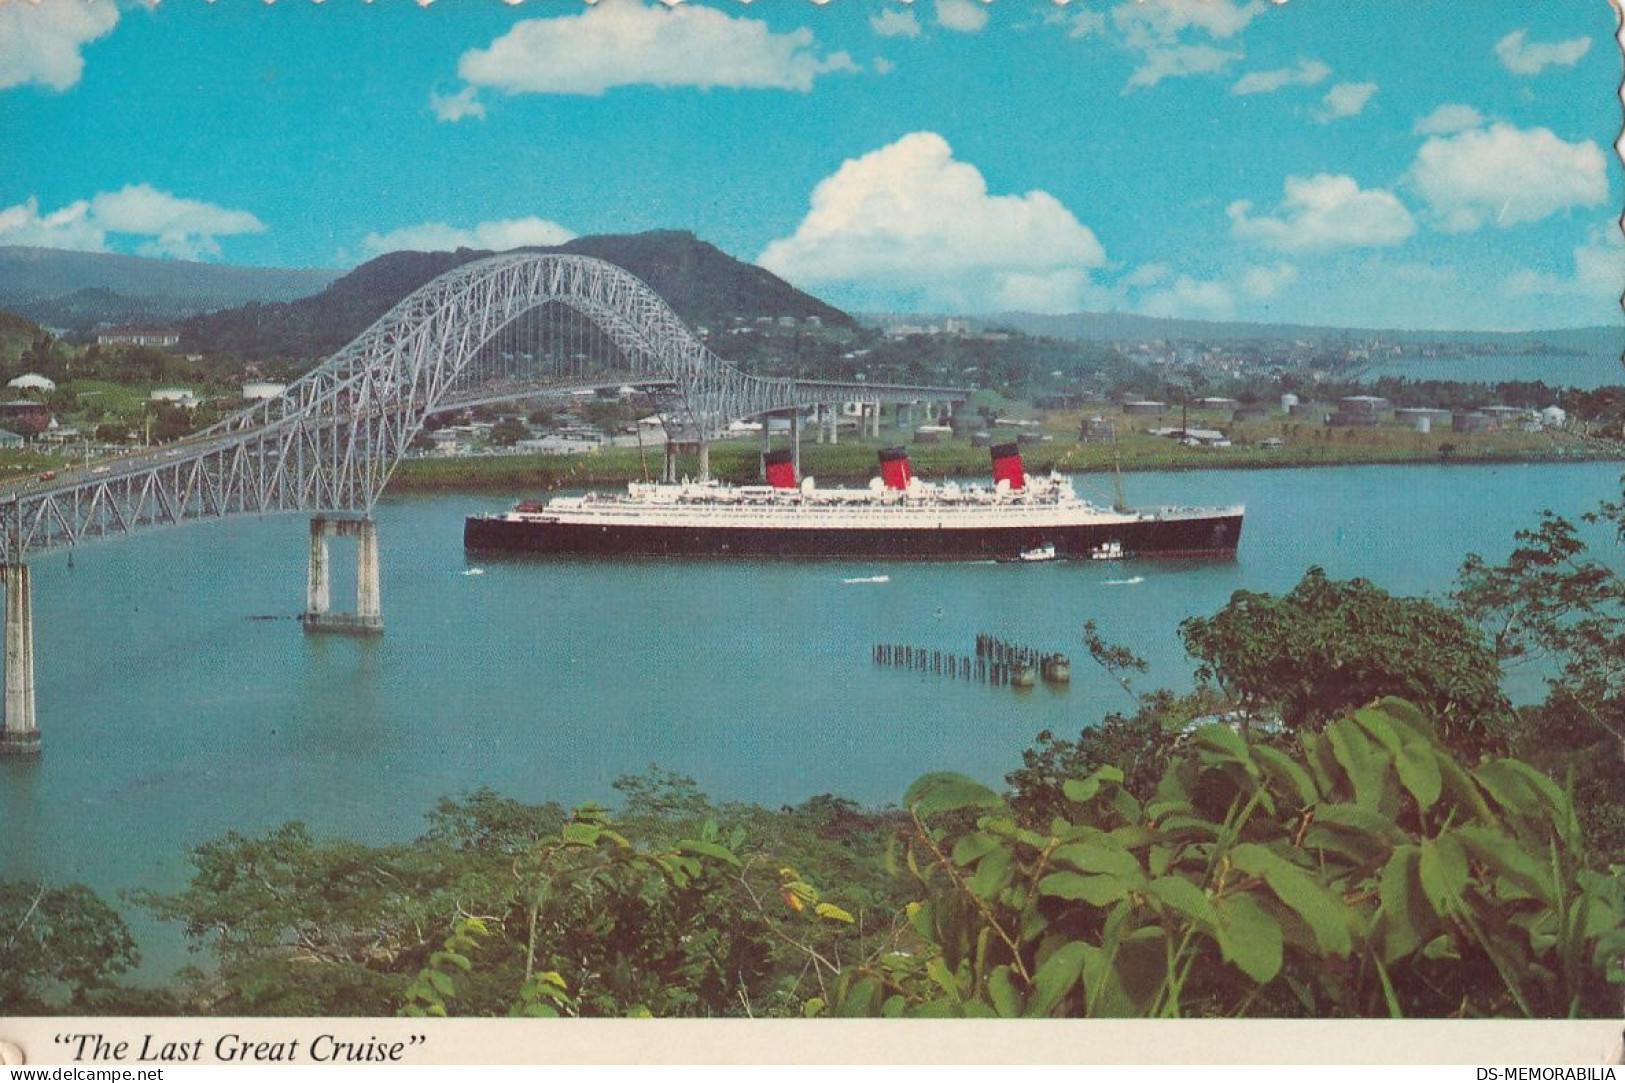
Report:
991,442,1026,491
878,446,912,490
765,449,797,489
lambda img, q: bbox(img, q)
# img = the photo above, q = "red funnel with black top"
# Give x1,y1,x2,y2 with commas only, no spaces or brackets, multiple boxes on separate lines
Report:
878,446,912,490
765,449,797,489
991,442,1026,491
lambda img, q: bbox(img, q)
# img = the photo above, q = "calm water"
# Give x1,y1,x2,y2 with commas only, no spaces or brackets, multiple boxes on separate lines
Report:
2,461,1623,978
1358,352,1623,388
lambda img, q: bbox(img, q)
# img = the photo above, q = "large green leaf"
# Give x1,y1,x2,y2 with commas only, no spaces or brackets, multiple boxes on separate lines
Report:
1454,824,1554,905
903,770,1001,813
1375,846,1430,963
987,965,1023,1019
1027,940,1094,1017
1146,876,1219,930
1214,892,1284,983
1052,842,1144,884
967,846,1013,901
904,773,1005,818
1253,745,1319,808
1230,843,1351,956
1062,765,1124,805
1352,704,1442,810
1418,833,1470,917
951,832,1001,867
1038,871,1130,907
1325,721,1390,810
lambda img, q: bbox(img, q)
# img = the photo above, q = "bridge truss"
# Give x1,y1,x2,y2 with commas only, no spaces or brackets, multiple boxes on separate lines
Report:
0,253,963,562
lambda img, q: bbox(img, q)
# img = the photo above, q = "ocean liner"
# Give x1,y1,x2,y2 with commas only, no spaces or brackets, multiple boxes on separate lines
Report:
463,444,1244,561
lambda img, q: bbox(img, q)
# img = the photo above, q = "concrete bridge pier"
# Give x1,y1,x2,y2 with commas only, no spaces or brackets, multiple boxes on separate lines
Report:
790,410,801,477
0,563,39,756
302,516,383,635
698,439,710,481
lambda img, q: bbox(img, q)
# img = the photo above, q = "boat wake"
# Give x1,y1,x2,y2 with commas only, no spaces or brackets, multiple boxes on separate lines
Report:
842,575,891,585
462,568,485,577
1103,576,1144,586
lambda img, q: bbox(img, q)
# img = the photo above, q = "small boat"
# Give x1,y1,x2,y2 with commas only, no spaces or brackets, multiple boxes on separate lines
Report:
1018,543,1057,563
1090,541,1128,561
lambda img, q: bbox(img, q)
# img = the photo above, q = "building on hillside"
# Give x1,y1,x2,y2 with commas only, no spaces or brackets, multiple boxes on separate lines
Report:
243,381,288,401
150,388,201,409
1541,405,1568,427
97,328,179,348
6,374,55,393
0,401,52,436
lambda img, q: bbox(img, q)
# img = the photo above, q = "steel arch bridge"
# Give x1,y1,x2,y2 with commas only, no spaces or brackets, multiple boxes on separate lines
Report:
0,252,963,563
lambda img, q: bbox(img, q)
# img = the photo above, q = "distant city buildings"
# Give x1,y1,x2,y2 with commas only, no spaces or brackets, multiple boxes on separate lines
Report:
97,328,179,348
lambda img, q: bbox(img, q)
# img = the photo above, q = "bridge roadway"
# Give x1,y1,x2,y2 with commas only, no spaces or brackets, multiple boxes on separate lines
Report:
0,251,967,756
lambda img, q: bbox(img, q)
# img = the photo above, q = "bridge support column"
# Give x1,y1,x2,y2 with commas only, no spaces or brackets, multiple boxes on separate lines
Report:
760,417,772,480
302,516,383,636
790,411,801,477
698,439,710,481
870,401,881,439
1,564,39,756
663,441,677,483
815,404,825,445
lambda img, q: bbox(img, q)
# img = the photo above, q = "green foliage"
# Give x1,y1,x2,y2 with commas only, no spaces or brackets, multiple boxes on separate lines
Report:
1454,504,1625,863
0,881,139,1012
834,700,1621,1019
1181,567,1513,750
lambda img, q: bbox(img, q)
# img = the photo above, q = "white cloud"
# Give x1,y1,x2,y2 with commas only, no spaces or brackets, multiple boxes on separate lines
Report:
870,8,921,38
0,197,103,251
1132,261,1297,320
456,0,855,97
1047,6,1106,39
0,186,265,260
1495,30,1591,75
1138,275,1236,320
0,0,118,92
1227,174,1415,252
1113,0,1262,42
1409,122,1607,231
429,86,485,122
362,217,577,255
1112,0,1264,90
1412,103,1483,136
1230,58,1329,95
1504,225,1623,303
1313,81,1376,122
935,0,988,34
758,132,1107,313
1240,261,1298,299
1126,43,1238,89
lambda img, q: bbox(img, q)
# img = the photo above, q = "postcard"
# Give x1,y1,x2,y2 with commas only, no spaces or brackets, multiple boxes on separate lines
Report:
0,0,1621,1066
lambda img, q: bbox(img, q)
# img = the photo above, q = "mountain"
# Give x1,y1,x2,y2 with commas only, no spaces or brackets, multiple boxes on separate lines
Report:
0,247,340,332
941,310,1625,355
176,231,854,361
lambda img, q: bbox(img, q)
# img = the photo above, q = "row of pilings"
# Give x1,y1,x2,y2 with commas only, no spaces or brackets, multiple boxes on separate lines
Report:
872,636,1071,689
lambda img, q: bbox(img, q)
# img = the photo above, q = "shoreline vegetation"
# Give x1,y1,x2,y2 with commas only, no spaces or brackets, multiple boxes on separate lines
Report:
389,426,1625,496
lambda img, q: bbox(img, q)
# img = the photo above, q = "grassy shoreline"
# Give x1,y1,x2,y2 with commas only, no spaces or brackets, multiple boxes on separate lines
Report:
389,430,1624,495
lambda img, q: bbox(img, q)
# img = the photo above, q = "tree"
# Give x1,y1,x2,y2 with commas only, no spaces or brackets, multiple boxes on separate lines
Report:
1454,504,1625,862
0,881,139,1012
489,416,529,446
1180,567,1512,751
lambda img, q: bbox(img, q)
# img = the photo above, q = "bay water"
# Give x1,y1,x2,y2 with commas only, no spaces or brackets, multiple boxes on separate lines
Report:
2,460,1622,980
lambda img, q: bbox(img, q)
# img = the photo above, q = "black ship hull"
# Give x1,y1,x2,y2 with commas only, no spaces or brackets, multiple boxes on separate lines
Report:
463,512,1243,561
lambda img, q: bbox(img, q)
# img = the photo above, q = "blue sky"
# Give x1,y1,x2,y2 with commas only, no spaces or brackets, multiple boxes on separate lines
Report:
1,0,1619,330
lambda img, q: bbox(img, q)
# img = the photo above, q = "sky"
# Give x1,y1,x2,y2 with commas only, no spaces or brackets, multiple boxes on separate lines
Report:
1,0,1621,331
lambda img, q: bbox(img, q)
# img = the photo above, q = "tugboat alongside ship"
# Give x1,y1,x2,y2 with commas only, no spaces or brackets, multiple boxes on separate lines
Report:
463,443,1244,562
